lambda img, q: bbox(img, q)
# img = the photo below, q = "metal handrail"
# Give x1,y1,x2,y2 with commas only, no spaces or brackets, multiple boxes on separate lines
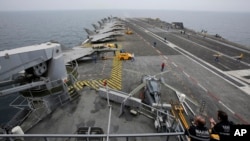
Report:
0,132,185,138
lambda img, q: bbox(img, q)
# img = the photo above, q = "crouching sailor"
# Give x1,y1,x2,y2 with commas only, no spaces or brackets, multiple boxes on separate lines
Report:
185,115,210,141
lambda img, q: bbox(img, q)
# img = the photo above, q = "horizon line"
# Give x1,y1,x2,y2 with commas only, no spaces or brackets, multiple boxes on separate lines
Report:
0,9,249,13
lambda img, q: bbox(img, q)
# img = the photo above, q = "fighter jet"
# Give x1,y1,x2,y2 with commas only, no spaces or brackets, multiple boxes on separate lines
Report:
84,17,125,43
90,21,125,34
84,28,123,43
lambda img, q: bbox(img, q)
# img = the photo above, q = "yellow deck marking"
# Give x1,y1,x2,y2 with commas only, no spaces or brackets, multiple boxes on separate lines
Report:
68,45,123,91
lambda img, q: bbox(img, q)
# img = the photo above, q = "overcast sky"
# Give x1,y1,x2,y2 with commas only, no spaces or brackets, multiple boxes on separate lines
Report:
0,0,249,12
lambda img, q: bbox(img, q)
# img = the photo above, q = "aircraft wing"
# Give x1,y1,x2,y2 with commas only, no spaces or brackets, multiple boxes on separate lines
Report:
89,32,118,43
96,21,125,34
97,27,125,34
62,47,94,63
90,36,115,43
92,47,119,53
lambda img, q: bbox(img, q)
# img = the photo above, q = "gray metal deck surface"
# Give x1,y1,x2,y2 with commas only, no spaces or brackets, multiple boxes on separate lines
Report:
20,17,250,141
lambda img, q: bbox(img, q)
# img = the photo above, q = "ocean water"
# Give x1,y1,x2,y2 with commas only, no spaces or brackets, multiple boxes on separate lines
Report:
0,10,250,124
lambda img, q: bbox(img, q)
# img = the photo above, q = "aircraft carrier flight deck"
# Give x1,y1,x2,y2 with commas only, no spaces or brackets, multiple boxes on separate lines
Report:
1,17,250,141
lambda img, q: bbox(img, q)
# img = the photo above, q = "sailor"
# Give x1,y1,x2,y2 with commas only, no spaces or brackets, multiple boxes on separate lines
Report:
131,53,135,62
103,80,107,86
161,62,165,72
93,53,97,63
120,49,125,53
153,41,156,47
185,115,210,141
164,37,167,42
210,110,234,141
213,53,221,62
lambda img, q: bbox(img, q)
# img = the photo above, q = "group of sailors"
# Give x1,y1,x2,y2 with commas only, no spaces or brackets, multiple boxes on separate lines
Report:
185,110,234,141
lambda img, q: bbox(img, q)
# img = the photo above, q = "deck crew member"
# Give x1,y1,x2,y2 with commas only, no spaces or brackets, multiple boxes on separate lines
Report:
153,41,157,47
210,110,234,141
213,53,221,62
185,115,210,141
131,53,135,62
161,62,165,72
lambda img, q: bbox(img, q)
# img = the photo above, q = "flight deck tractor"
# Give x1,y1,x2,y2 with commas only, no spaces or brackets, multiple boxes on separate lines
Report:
117,52,133,60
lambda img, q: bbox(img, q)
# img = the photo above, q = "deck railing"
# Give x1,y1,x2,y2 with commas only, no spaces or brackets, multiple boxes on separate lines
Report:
0,132,185,141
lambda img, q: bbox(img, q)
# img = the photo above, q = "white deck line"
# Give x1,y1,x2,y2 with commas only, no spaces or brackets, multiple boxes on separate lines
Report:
218,100,235,114
197,83,208,92
183,71,190,78
171,62,178,67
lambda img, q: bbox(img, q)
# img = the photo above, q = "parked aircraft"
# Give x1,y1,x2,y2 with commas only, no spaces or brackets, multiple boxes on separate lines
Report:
84,17,125,43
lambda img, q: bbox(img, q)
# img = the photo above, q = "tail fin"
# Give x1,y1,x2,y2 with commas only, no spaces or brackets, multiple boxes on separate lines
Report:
84,28,95,36
92,24,100,30
108,17,111,22
103,18,107,23
101,19,107,23
98,21,103,27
